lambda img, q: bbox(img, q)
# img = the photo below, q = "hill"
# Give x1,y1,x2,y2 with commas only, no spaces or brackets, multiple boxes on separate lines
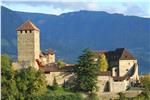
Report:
1,6,150,74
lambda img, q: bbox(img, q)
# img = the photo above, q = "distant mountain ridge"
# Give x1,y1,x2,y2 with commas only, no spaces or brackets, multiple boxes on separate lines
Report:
1,6,150,74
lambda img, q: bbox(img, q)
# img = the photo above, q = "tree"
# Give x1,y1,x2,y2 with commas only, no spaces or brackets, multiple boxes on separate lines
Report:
74,49,98,92
97,53,108,72
57,59,65,68
1,54,18,100
140,74,150,90
15,67,47,99
1,54,48,100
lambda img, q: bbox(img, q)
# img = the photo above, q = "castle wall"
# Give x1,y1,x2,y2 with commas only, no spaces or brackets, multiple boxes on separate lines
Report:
119,60,137,77
97,76,111,92
97,76,130,93
47,54,55,63
45,72,74,85
110,80,128,93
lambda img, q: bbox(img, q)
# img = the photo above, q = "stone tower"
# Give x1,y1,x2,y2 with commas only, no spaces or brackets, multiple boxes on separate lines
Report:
16,21,40,69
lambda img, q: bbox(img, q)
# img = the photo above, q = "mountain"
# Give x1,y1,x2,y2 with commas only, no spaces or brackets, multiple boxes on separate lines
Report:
1,6,150,74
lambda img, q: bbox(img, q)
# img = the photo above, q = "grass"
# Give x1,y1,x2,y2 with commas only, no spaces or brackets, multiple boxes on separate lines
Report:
38,86,85,100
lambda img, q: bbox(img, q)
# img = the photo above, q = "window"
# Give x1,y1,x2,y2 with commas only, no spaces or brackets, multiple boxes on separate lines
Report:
30,30,32,33
20,30,22,33
126,69,128,71
25,30,27,33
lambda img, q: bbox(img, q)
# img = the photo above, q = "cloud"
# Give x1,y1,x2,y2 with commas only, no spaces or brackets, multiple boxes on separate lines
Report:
86,2,100,11
122,3,150,17
2,0,150,17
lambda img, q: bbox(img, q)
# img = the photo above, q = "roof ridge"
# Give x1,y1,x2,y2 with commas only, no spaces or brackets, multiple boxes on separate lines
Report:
119,48,126,59
119,48,136,60
17,20,40,31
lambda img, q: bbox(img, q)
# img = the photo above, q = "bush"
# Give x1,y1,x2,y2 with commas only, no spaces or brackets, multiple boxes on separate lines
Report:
39,93,84,100
140,74,150,90
133,91,150,100
118,92,128,100
88,93,99,100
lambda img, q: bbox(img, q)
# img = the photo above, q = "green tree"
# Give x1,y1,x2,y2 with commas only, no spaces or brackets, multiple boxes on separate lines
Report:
97,53,108,72
57,59,65,68
140,74,150,90
15,67,47,99
1,54,18,100
74,49,98,92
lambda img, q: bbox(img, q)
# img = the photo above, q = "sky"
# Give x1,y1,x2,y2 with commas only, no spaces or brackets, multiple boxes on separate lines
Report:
1,0,150,18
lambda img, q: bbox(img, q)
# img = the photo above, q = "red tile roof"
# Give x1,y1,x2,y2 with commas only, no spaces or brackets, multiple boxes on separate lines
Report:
17,20,40,31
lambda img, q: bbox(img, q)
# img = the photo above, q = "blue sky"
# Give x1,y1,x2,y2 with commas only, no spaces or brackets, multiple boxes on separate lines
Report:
1,0,150,18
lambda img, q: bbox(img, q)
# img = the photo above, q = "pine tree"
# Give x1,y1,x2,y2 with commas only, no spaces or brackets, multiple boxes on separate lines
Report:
98,53,108,72
74,49,98,92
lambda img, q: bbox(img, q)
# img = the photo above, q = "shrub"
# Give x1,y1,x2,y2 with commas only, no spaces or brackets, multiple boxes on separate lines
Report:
88,93,99,100
39,93,84,100
118,92,128,100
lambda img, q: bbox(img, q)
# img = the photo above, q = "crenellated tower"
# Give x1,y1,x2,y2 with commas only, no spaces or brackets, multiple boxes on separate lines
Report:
16,20,40,69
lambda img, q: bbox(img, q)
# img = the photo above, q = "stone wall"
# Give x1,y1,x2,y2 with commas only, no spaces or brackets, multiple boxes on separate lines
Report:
110,80,128,93
119,60,138,78
45,72,74,86
41,54,55,65
97,76,111,92
47,54,55,63
45,72,129,93
17,30,40,69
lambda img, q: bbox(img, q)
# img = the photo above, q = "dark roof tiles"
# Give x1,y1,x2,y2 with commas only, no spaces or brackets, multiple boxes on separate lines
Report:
95,48,136,60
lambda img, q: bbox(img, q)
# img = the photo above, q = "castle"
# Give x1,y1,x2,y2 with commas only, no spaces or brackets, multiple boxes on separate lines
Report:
13,20,139,93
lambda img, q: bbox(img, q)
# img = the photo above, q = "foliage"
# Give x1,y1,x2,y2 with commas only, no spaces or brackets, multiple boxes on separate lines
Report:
15,67,47,99
52,77,59,90
117,91,150,100
74,48,98,92
1,54,47,100
1,54,18,100
140,74,150,90
57,59,66,68
118,92,128,100
88,93,99,100
97,53,108,72
39,87,84,100
39,93,84,100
